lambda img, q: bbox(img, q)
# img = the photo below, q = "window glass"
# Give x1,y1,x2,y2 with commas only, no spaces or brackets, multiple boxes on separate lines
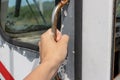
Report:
3,0,55,45
117,0,120,17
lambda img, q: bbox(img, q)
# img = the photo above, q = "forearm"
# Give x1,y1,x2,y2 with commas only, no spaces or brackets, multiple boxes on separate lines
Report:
24,61,60,80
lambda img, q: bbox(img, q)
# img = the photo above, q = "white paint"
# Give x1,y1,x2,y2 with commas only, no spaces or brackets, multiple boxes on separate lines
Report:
13,50,39,79
61,24,64,33
0,44,11,74
0,43,39,79
0,73,5,80
64,74,70,80
64,10,68,17
82,0,113,80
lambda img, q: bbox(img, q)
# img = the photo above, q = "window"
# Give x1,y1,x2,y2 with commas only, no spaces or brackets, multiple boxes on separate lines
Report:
1,0,55,45
117,0,120,17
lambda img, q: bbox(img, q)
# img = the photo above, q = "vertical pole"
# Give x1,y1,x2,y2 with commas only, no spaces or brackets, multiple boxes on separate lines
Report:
75,0,82,80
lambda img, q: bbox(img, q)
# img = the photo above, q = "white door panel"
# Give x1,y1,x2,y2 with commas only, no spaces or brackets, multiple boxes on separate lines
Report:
82,0,114,80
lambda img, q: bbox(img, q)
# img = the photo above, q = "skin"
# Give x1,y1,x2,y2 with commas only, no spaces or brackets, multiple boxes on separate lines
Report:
24,28,69,80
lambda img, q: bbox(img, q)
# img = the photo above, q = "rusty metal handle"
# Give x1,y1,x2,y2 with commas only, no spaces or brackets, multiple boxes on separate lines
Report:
52,0,69,41
52,0,69,80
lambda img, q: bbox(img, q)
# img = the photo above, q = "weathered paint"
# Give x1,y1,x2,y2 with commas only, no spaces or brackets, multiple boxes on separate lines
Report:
0,35,39,79
0,0,74,80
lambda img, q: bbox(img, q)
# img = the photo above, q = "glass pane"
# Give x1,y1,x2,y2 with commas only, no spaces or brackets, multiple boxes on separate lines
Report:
4,0,55,45
117,0,120,17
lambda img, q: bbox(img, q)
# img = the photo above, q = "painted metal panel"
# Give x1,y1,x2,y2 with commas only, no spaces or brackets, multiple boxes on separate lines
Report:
82,0,114,80
0,35,39,80
0,0,75,80
62,0,75,80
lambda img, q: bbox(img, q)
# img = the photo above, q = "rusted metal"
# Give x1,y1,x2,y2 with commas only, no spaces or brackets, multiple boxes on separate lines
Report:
52,0,69,41
52,0,69,80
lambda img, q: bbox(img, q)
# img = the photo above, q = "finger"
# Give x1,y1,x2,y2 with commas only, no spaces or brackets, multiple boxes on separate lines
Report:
38,41,41,47
56,30,62,42
38,41,44,62
46,28,54,36
59,34,69,45
41,28,54,41
42,28,53,37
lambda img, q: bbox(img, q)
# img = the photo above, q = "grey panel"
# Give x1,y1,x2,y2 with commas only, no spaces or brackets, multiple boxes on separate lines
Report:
62,0,75,80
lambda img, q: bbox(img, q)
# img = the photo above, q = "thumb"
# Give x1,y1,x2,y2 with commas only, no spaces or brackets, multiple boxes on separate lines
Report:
58,34,69,45
56,30,62,42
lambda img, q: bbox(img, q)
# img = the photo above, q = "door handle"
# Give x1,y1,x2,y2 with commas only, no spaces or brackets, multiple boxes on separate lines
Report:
52,0,69,41
52,0,69,80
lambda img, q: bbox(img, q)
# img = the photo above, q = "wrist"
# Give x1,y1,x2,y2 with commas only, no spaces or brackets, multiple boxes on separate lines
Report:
40,60,60,79
41,59,61,69
41,57,63,68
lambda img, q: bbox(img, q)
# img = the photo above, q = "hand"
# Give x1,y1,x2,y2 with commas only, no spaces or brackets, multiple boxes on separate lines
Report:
39,28,69,67
24,28,69,80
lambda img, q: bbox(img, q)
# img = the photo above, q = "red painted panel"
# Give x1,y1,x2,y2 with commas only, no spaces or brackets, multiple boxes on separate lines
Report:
0,61,14,80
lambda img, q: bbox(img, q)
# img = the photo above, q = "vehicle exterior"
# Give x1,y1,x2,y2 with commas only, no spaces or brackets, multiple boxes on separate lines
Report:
0,0,117,80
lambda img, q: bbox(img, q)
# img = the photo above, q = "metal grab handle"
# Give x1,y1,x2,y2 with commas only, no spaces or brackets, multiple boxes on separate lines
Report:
52,0,69,80
52,0,69,41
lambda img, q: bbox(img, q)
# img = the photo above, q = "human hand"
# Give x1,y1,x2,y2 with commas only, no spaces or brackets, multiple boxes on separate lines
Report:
24,29,69,80
39,28,69,67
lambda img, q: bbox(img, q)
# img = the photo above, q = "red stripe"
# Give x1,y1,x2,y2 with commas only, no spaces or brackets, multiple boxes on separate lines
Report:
0,61,14,80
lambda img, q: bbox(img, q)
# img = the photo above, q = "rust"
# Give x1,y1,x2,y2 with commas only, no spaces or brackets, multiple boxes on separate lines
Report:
52,0,69,80
52,0,69,41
